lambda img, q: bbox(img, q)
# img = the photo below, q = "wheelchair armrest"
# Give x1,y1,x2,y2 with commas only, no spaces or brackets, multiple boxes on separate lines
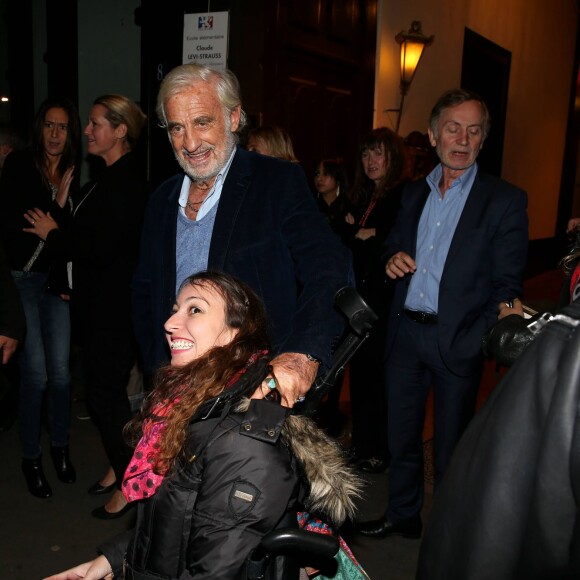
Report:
260,527,339,559
246,528,339,579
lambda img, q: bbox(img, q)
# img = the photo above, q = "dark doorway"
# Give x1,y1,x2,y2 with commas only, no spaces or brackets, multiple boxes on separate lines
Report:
260,0,378,186
461,28,511,177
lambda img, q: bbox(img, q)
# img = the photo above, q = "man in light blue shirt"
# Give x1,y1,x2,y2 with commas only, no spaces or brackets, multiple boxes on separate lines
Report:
356,89,528,539
404,161,476,314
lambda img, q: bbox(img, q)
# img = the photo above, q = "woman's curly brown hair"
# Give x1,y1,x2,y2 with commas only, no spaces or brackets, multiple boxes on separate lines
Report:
124,271,269,475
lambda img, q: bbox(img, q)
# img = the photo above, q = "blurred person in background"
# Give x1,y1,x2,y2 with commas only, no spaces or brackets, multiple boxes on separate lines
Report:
0,239,26,431
246,124,298,162
24,94,149,517
343,127,407,474
313,157,350,228
0,124,25,177
0,97,81,498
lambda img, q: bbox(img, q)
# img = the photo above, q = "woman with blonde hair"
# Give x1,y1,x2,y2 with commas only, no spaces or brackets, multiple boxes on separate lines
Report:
246,125,298,162
24,94,149,517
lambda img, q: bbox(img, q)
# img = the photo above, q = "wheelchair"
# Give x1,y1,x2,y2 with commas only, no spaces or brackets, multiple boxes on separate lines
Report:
244,287,377,580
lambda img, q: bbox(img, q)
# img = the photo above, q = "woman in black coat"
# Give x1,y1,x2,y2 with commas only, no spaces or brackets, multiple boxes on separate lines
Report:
0,97,81,498
43,272,361,580
343,127,407,473
25,94,149,517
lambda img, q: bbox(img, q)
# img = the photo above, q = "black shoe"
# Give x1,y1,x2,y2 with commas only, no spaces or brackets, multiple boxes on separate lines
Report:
50,445,76,483
22,457,53,498
88,480,116,495
91,502,135,520
355,517,422,539
358,457,389,474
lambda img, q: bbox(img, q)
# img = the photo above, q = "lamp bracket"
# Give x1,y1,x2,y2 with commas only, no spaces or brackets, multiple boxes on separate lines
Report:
395,21,434,47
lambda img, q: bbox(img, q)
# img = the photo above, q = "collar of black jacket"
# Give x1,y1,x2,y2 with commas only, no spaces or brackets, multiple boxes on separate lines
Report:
190,357,271,423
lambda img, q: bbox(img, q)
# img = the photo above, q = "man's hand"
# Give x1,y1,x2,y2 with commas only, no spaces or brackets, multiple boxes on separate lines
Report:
0,335,18,364
386,252,416,279
498,298,524,320
251,352,319,408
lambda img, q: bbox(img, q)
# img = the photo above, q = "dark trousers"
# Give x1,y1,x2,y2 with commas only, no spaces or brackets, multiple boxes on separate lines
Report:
83,327,135,487
385,315,481,522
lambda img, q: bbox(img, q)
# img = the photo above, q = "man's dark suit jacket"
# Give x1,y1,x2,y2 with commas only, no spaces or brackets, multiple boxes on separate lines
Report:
132,147,351,373
383,169,528,376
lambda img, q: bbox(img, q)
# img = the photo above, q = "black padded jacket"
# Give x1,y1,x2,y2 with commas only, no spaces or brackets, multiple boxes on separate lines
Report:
101,397,299,579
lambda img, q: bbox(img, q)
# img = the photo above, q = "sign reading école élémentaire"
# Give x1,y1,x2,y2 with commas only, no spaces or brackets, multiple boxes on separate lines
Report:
182,12,229,71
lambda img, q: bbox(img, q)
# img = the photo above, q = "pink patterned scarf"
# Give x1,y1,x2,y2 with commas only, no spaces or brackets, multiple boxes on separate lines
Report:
122,399,176,502
122,351,268,503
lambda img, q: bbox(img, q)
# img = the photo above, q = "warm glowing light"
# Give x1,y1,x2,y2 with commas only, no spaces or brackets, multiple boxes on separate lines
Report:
400,42,426,87
0,97,9,103
391,21,434,134
395,21,434,94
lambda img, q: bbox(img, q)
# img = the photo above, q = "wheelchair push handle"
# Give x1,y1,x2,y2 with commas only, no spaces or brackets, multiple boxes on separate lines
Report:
334,286,378,336
297,286,378,417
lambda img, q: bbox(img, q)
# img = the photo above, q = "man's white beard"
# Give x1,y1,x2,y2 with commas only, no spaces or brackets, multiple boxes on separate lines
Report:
175,123,236,183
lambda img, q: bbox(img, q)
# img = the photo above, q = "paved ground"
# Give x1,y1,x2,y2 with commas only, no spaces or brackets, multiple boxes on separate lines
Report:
0,399,431,580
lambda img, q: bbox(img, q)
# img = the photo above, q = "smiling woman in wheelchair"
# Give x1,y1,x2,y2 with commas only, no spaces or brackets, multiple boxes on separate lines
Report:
44,271,361,580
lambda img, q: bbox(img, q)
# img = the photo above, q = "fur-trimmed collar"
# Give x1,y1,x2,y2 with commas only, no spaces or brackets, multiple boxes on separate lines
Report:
236,399,362,527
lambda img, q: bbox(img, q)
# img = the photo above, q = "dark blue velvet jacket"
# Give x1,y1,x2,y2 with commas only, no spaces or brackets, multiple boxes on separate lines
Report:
132,147,351,373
